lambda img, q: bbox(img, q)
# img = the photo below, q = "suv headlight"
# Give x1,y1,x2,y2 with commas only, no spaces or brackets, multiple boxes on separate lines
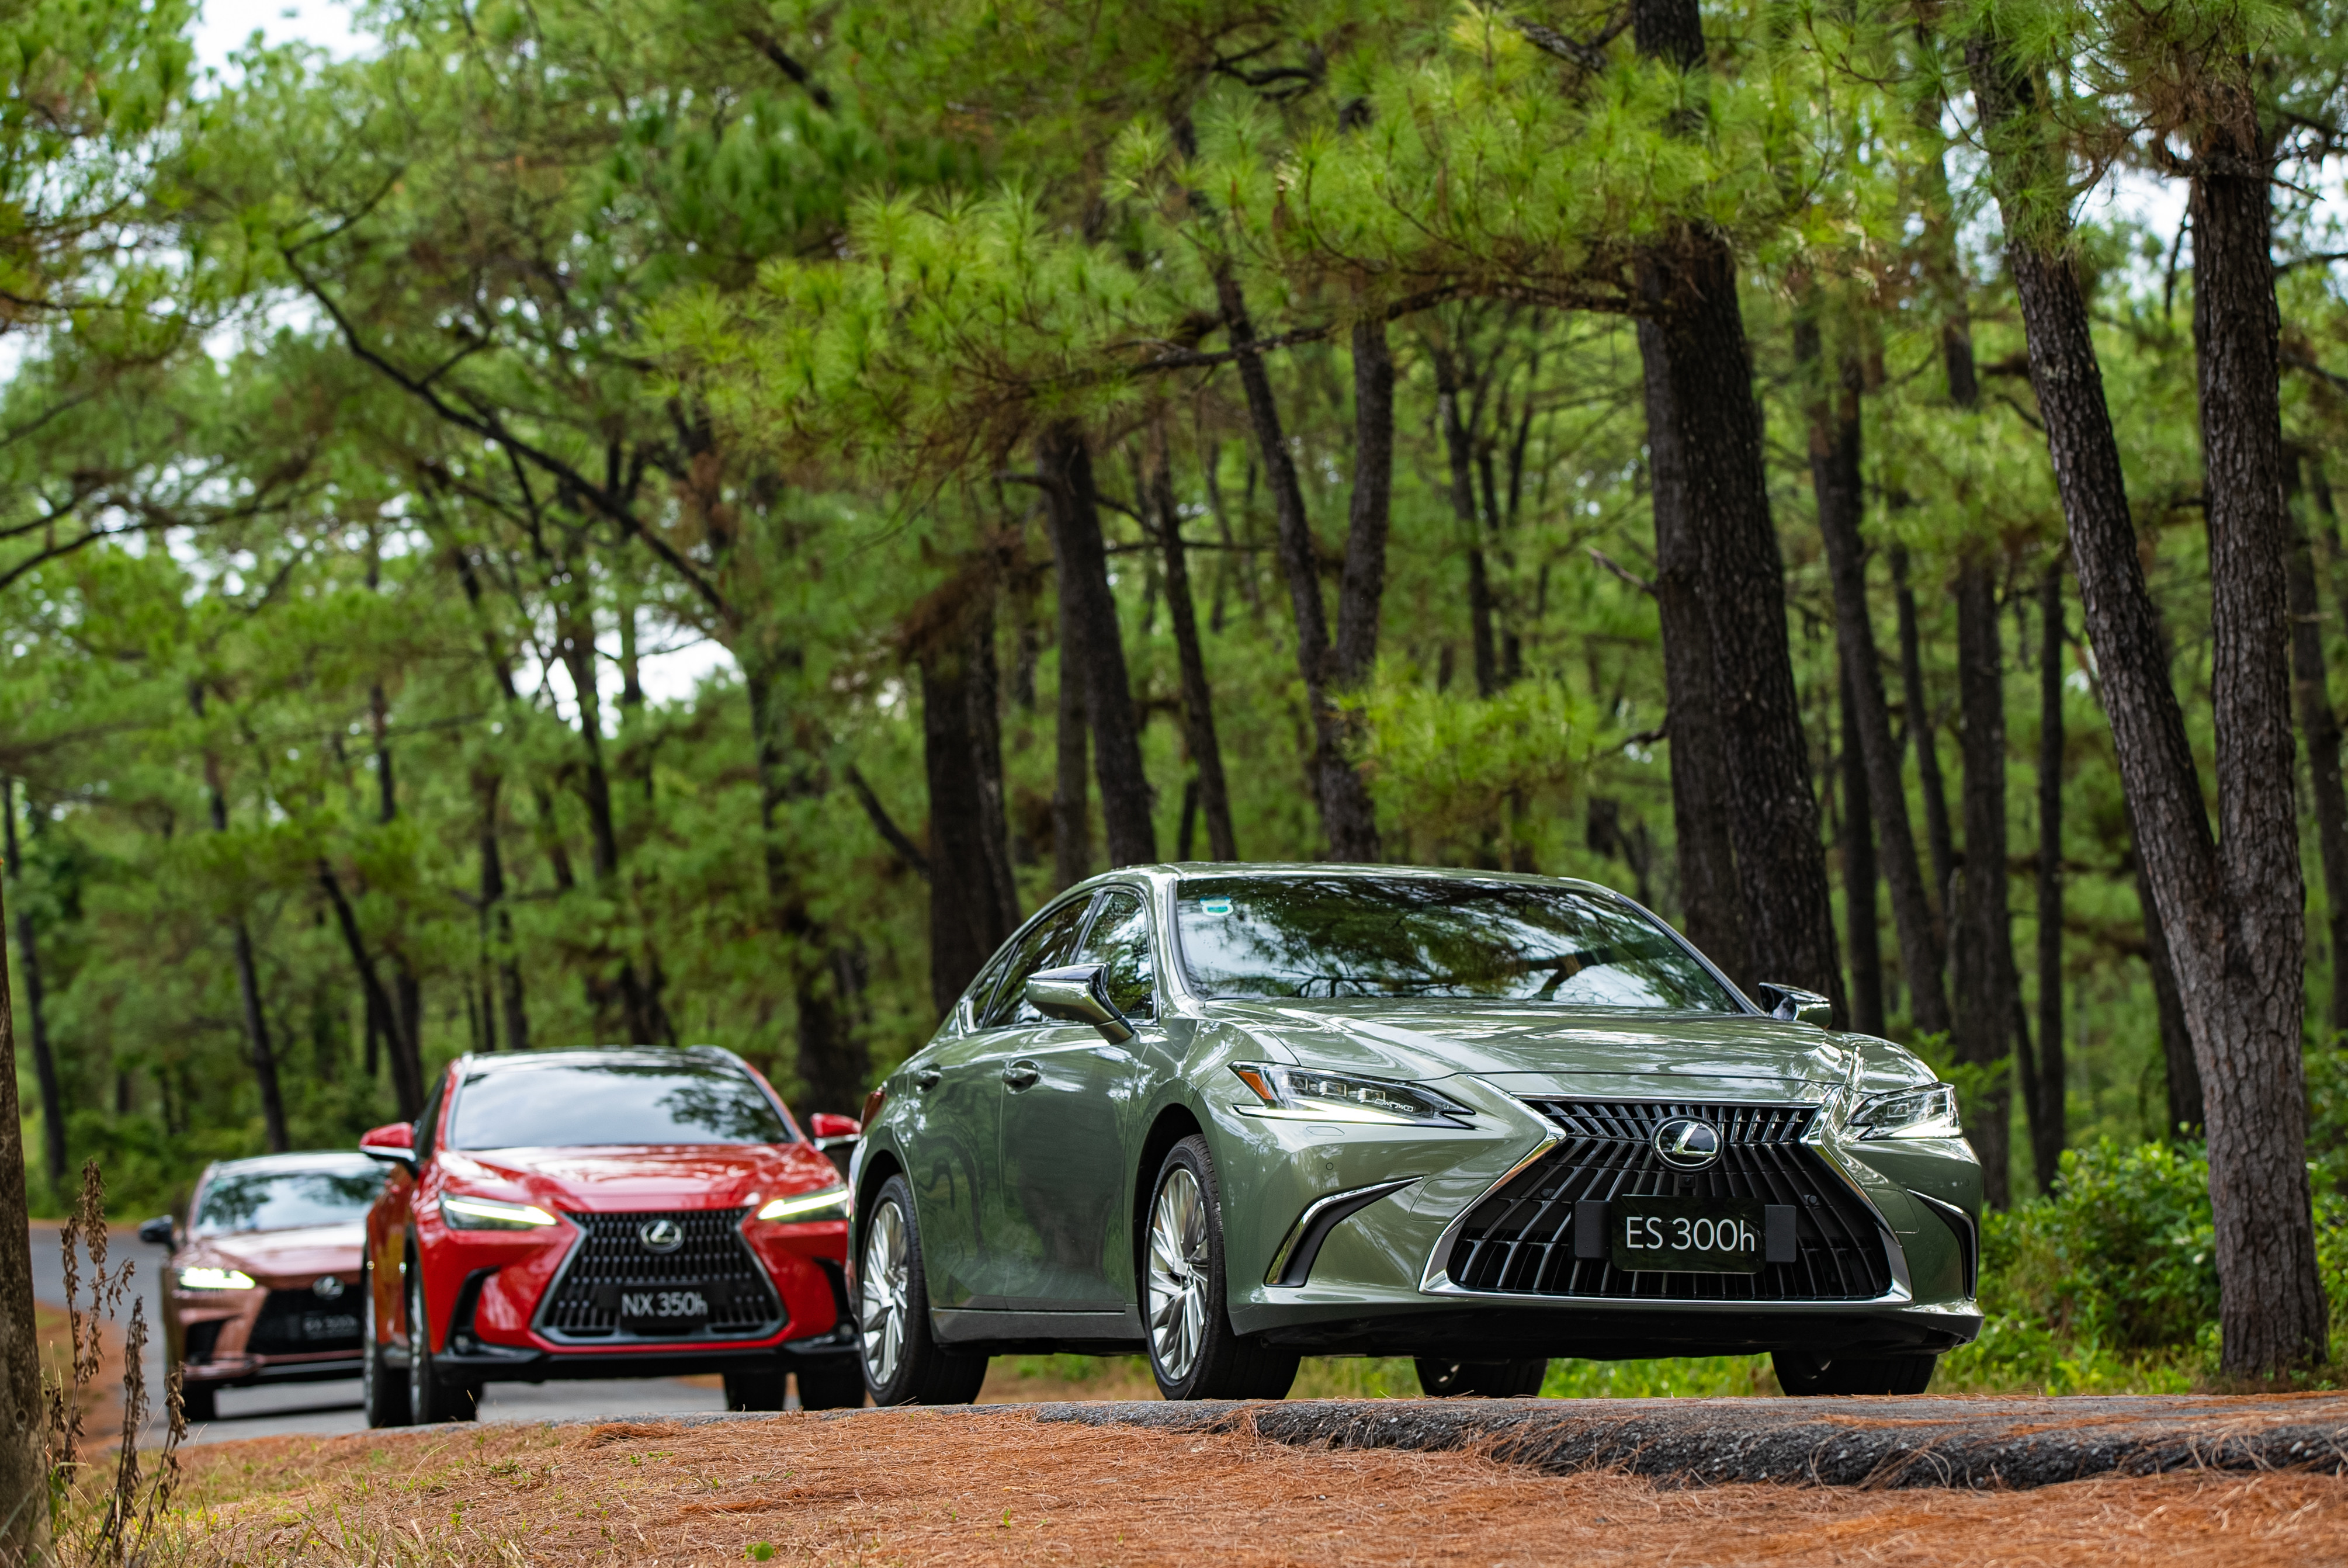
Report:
1232,1063,1472,1127
1850,1084,1961,1139
440,1194,559,1230
757,1185,850,1222
176,1267,256,1291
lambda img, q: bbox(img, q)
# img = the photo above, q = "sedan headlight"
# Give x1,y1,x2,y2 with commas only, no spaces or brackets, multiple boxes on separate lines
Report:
1232,1063,1472,1127
439,1194,559,1230
176,1267,256,1291
1850,1084,1962,1139
757,1185,851,1222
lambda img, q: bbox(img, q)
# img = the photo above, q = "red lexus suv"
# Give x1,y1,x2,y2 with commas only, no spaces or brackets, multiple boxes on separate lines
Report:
356,1046,862,1425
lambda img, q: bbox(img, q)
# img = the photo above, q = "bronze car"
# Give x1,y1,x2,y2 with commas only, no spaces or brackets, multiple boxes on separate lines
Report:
143,1152,384,1421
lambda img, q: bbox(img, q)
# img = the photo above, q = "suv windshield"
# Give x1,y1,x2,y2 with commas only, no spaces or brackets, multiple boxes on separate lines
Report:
193,1165,383,1236
1173,875,1739,1011
449,1061,789,1149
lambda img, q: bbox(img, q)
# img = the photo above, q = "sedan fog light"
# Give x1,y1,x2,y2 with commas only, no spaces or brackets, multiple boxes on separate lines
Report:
757,1185,850,1222
1850,1084,1962,1139
1231,1063,1472,1127
176,1267,256,1291
440,1194,559,1230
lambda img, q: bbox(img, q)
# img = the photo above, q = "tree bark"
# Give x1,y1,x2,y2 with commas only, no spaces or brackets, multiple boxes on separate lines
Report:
915,582,1024,1018
0,870,44,1567
3,782,64,1187
1802,322,1952,1037
1892,546,1958,917
1214,272,1379,858
1840,658,1886,1037
2030,561,2067,1194
2284,464,2348,1037
192,687,291,1151
1951,560,2013,1207
1969,29,2324,1371
318,861,423,1118
477,772,529,1052
1438,347,1501,699
1321,317,1393,861
2133,815,2204,1138
1037,421,1156,867
1149,440,1239,861
1052,610,1091,887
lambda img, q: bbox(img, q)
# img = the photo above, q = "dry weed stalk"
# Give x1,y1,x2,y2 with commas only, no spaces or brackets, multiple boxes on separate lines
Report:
40,1161,185,1568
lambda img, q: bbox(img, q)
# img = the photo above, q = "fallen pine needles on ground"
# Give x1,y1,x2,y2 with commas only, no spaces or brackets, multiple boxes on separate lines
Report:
164,1406,2348,1566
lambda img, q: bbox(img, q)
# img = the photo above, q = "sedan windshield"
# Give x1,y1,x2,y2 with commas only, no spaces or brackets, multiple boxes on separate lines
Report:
1173,876,1739,1011
449,1063,789,1149
193,1166,383,1236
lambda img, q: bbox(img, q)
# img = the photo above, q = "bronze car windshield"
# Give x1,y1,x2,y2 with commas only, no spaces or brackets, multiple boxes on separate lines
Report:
1172,875,1738,1010
192,1168,383,1237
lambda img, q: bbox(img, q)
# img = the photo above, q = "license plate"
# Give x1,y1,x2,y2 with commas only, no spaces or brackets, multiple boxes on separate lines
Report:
595,1283,718,1334
1609,1195,1765,1274
299,1312,359,1341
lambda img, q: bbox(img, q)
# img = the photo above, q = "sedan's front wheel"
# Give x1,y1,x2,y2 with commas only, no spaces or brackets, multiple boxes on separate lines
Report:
1415,1358,1548,1398
1143,1136,1299,1402
1773,1349,1937,1396
859,1174,987,1406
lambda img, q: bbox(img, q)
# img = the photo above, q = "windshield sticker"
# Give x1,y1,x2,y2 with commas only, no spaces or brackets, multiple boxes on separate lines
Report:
1199,897,1233,917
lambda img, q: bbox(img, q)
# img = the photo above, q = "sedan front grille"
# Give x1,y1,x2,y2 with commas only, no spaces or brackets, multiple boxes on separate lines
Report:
538,1209,782,1341
1442,1100,1892,1302
245,1289,362,1354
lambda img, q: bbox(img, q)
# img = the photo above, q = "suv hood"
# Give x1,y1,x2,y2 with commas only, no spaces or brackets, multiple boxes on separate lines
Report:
1195,999,1932,1096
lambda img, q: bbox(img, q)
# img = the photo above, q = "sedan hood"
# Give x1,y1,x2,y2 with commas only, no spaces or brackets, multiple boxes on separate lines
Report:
1196,999,1931,1095
186,1223,362,1281
438,1143,841,1213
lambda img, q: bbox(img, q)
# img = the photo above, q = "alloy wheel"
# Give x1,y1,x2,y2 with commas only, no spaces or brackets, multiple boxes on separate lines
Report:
860,1199,910,1389
1146,1167,1208,1383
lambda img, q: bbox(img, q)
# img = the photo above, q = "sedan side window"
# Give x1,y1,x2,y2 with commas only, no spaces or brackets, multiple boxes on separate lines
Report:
980,897,1095,1028
1075,889,1156,1020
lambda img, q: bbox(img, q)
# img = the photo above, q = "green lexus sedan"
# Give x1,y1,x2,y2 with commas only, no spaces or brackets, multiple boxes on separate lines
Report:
848,865,1983,1404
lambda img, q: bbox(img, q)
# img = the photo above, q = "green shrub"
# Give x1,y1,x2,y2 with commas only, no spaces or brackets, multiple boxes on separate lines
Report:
1987,1139,2220,1350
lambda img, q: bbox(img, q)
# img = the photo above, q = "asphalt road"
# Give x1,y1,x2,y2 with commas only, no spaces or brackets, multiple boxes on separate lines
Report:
28,1221,732,1444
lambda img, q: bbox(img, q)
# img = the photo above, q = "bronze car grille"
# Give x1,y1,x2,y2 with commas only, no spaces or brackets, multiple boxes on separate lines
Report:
1443,1100,1892,1302
539,1209,781,1341
245,1289,362,1354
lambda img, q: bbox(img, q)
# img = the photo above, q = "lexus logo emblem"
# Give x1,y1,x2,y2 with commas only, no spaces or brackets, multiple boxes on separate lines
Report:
1653,1117,1723,1170
639,1218,685,1253
311,1274,345,1300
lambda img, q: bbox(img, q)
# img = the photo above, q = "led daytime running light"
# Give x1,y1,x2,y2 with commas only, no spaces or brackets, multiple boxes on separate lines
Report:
176,1267,256,1291
439,1194,559,1230
1850,1083,1962,1140
757,1185,850,1222
1231,1063,1471,1126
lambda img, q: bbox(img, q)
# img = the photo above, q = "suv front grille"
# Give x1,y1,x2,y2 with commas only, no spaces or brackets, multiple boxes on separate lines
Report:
1442,1100,1892,1302
539,1209,782,1342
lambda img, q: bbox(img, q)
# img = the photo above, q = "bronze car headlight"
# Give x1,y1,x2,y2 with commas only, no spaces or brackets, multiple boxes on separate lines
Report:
1850,1084,1962,1139
176,1267,256,1291
756,1184,850,1222
1231,1063,1473,1127
439,1194,559,1230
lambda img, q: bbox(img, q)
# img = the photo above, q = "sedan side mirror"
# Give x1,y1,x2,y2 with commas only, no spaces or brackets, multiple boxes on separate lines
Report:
137,1215,175,1247
359,1121,417,1172
807,1112,862,1152
1756,982,1834,1029
1026,963,1135,1045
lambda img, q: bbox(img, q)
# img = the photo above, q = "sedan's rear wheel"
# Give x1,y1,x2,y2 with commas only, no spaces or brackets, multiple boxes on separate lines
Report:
362,1261,410,1429
858,1174,987,1406
1773,1349,1937,1396
1143,1136,1298,1402
175,1374,217,1424
1414,1358,1548,1398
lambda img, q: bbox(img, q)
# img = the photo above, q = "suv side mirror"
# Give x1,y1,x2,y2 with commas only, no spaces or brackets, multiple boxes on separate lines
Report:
807,1112,861,1152
1026,963,1135,1045
359,1121,417,1171
1756,982,1835,1030
137,1215,175,1248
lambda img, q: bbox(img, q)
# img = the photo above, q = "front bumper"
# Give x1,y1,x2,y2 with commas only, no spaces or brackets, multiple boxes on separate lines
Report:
404,1320,860,1385
1211,1076,1984,1360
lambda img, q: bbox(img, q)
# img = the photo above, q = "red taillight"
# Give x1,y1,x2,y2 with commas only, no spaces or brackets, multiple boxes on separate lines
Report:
859,1084,887,1129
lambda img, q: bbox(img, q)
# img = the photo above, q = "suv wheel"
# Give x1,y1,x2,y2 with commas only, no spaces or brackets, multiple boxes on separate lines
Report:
723,1369,786,1410
795,1361,868,1410
361,1261,410,1428
858,1174,987,1405
1143,1136,1299,1402
407,1268,478,1424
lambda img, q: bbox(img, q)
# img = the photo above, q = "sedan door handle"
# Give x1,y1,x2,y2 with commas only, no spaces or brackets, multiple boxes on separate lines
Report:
1001,1061,1041,1091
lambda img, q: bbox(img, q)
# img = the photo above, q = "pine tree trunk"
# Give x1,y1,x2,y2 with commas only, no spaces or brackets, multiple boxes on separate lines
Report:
917,586,1023,1018
193,686,292,1150
2284,469,2348,1036
1893,546,1958,918
1969,30,2324,1371
1802,323,1952,1036
1438,349,1501,699
1840,658,1886,1036
1951,559,2013,1207
1638,314,1750,984
1214,272,1377,858
2032,562,2067,1193
3,782,65,1187
1323,317,1393,861
476,773,529,1052
1037,421,1156,867
1052,610,1091,887
319,862,424,1118
0,870,44,1567
1150,441,1239,861
2132,816,2204,1137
